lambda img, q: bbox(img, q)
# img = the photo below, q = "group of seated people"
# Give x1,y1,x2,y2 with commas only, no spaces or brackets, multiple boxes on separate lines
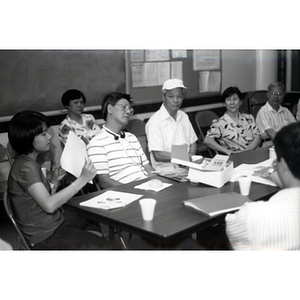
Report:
204,82,298,154
2,78,300,250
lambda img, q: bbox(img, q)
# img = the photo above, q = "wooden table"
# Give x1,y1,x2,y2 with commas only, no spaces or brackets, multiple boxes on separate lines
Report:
66,147,278,247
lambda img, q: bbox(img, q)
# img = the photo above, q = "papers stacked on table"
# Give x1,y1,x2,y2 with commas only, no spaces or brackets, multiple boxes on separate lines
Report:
80,190,143,210
230,158,277,186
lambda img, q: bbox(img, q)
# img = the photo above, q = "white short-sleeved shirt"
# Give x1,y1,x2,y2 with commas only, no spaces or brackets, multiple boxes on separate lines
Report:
87,128,149,184
225,188,300,250
145,104,197,170
256,102,296,139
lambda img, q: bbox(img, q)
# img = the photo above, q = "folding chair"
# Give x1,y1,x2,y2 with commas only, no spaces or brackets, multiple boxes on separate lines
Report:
195,111,218,158
3,191,30,250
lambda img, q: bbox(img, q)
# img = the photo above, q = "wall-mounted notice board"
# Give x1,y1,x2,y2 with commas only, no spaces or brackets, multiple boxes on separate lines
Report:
126,49,222,103
0,50,126,119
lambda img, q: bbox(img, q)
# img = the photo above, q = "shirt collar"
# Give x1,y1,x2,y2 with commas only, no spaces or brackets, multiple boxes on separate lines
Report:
266,101,283,113
160,104,182,121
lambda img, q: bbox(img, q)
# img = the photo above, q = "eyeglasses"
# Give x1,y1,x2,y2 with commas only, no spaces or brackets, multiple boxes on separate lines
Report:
115,103,134,115
270,91,283,97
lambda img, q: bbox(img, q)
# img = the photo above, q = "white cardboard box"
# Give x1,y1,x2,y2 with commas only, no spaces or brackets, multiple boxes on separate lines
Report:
171,158,234,188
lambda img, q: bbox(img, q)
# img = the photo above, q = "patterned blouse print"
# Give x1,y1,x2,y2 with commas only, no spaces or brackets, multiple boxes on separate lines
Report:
59,113,101,145
206,113,260,152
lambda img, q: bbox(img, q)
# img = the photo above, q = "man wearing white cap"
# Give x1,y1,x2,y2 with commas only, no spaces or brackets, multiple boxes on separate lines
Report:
145,78,198,171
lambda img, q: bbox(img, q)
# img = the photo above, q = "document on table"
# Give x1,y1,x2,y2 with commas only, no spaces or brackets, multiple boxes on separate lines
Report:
230,158,277,186
80,190,143,210
60,131,87,178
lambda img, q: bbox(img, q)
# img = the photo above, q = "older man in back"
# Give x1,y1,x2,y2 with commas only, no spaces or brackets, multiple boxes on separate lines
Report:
145,79,198,171
256,81,296,147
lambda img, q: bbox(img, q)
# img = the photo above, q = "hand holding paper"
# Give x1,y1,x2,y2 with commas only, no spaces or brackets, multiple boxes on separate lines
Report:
60,131,88,178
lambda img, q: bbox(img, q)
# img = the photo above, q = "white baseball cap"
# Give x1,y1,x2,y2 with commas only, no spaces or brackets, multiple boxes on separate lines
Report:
162,79,187,91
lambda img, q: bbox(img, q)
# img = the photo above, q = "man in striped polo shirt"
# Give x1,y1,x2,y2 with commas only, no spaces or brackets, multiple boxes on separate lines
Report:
87,92,154,189
256,81,296,147
225,122,300,250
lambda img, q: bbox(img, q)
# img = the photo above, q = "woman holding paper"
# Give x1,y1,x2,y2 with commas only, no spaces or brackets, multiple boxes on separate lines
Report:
7,111,109,250
204,87,261,155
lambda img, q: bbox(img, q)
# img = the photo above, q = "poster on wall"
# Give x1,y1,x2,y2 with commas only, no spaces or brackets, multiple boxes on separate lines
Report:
199,71,221,93
193,50,221,71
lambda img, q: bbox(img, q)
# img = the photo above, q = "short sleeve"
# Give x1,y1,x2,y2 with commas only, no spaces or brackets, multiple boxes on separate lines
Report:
18,161,43,190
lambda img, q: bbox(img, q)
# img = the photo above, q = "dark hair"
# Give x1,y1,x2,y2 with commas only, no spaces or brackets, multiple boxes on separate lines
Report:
61,89,86,108
8,111,49,155
274,122,300,180
101,92,133,121
222,87,242,102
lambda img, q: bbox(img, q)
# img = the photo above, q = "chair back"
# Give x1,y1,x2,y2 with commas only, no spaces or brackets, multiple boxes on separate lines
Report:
243,90,268,119
125,119,150,161
0,143,13,201
195,111,218,157
3,191,30,250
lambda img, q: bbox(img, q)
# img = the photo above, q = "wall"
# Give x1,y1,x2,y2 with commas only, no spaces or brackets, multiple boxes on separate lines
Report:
221,49,278,92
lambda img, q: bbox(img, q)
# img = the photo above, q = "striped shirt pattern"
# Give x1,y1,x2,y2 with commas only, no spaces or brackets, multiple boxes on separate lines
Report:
87,129,149,184
225,188,300,250
256,102,296,139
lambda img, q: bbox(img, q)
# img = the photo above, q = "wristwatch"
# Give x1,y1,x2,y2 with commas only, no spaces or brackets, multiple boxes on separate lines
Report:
268,168,275,175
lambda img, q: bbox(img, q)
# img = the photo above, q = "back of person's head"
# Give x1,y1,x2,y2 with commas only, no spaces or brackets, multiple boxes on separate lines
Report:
61,89,86,108
274,122,300,180
267,81,286,93
8,110,48,155
101,92,133,121
222,86,242,102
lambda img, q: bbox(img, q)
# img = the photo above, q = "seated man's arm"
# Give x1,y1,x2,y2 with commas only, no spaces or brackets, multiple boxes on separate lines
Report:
152,150,171,162
189,142,197,155
97,174,121,189
225,204,251,250
264,128,277,141
143,163,155,176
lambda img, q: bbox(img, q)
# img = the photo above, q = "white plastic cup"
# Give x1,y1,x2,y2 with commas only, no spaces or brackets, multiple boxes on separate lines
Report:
269,146,276,160
139,198,157,221
238,176,252,196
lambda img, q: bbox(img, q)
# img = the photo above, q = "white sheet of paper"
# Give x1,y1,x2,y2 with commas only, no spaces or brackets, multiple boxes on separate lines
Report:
80,190,143,210
230,158,277,187
60,131,87,178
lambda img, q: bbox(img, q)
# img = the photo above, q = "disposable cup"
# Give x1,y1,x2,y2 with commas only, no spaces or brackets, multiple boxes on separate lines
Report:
139,198,156,221
269,146,276,160
238,176,252,196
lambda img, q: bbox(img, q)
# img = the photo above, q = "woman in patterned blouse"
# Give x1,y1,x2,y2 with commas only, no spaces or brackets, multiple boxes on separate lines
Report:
58,89,101,146
204,87,261,155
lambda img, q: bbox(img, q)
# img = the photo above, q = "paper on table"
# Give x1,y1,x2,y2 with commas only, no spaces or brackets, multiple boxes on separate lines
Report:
60,131,87,178
80,190,143,210
230,158,277,187
134,181,172,192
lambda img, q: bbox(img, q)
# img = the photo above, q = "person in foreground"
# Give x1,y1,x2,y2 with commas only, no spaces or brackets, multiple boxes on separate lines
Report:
256,81,296,147
7,111,110,250
59,89,101,146
225,122,300,250
87,92,154,189
145,78,197,171
204,86,261,155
